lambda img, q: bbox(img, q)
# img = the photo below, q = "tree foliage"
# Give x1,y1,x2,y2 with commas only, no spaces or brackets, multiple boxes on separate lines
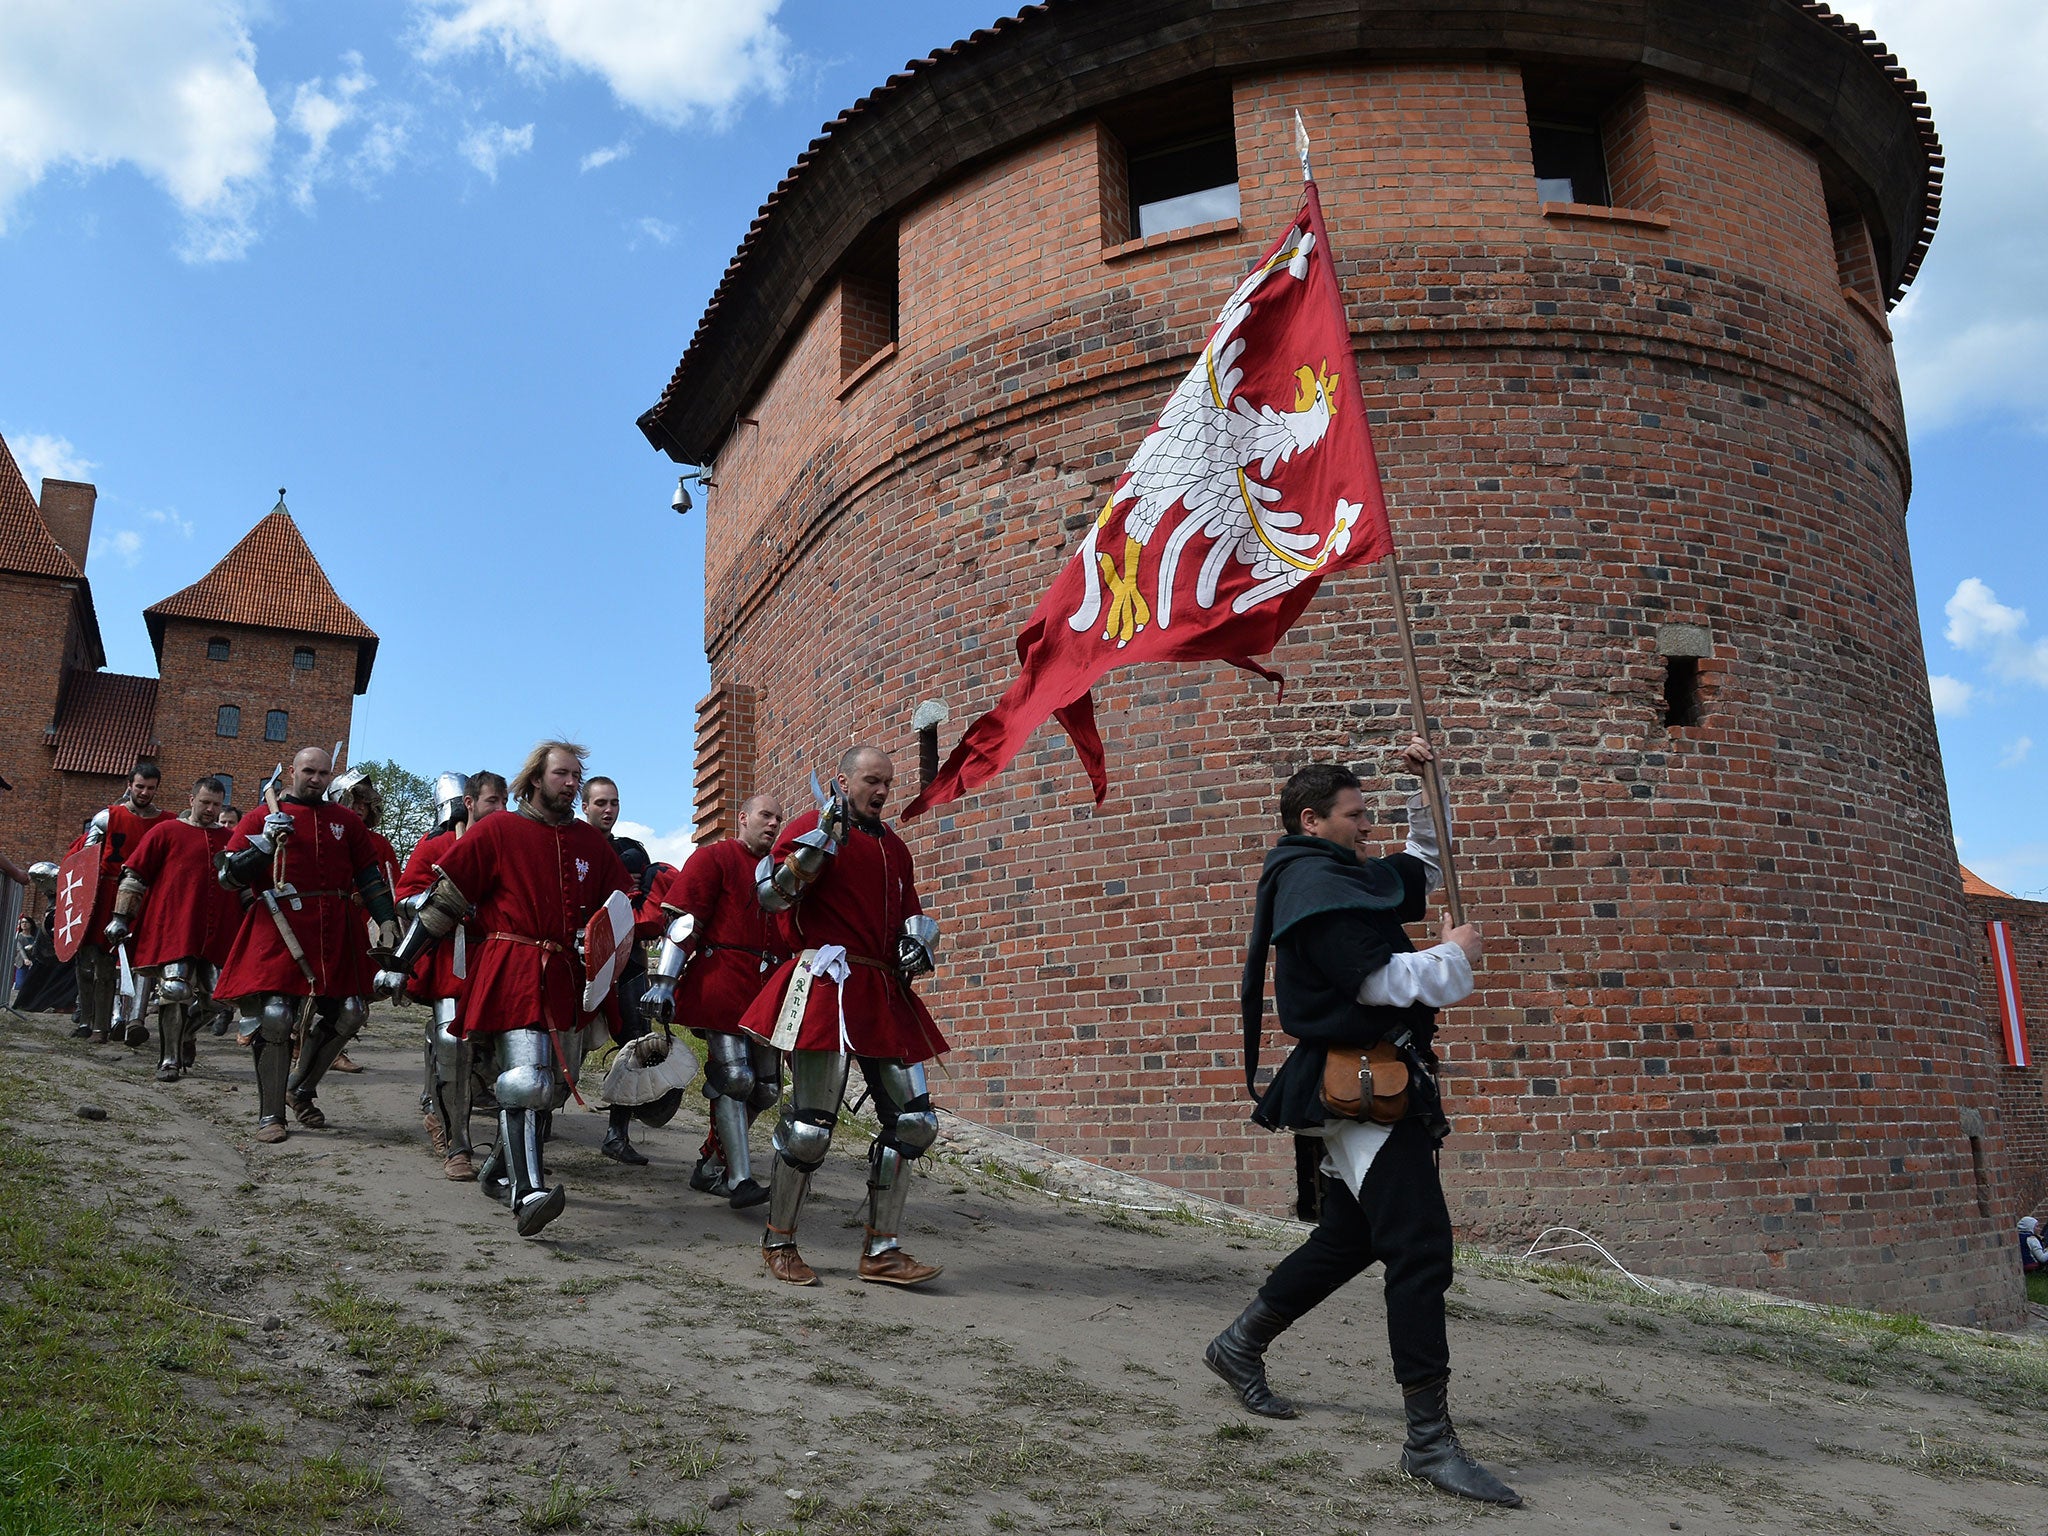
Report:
346,757,436,865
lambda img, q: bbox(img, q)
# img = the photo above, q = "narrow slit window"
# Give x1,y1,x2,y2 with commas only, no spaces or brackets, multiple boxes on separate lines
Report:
1663,656,1701,729
1968,1134,1991,1218
1530,120,1610,207
1130,133,1239,239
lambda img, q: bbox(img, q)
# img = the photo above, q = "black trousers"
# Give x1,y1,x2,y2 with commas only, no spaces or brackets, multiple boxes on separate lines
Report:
1256,1116,1453,1386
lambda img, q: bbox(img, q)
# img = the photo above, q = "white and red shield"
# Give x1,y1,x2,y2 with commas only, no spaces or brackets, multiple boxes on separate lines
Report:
53,842,101,961
579,889,637,1013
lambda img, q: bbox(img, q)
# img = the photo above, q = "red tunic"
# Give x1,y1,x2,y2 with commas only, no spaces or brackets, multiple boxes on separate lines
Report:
734,810,948,1062
338,829,399,995
432,809,632,1038
643,839,789,1037
215,798,384,1000
86,802,171,931
398,827,467,1002
124,818,240,970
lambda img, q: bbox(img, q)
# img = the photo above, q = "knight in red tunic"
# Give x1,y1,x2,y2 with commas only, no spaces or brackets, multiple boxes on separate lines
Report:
105,775,240,1081
640,792,789,1206
385,742,631,1238
317,766,402,1079
75,760,170,1046
215,748,400,1143
396,770,506,1180
736,746,948,1287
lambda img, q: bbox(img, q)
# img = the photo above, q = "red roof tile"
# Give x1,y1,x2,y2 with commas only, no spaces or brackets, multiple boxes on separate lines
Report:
46,672,160,776
1961,865,2011,899
144,502,378,692
0,432,83,580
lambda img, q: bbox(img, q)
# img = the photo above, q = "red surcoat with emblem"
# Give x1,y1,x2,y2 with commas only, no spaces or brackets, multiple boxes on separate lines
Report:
431,809,631,1038
215,798,384,999
82,802,170,933
733,810,948,1062
398,826,469,1002
641,838,788,1037
123,817,240,970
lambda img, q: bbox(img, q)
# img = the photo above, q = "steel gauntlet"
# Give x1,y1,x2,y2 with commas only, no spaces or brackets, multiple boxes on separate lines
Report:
643,912,696,1022
896,914,939,979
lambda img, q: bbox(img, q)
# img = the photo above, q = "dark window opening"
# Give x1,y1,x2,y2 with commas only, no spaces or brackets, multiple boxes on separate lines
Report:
214,774,233,805
1130,132,1239,239
216,705,240,738
838,223,898,382
1663,657,1701,729
264,709,289,743
1968,1135,1991,1218
919,724,939,794
1829,203,1883,306
206,637,230,662
1531,120,1609,207
292,646,315,671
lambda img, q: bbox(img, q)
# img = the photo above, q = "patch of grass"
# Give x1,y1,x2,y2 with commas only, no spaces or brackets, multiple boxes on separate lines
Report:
2027,1271,2048,1306
665,1440,723,1479
1213,1422,1270,1443
521,1471,611,1531
0,1075,391,1532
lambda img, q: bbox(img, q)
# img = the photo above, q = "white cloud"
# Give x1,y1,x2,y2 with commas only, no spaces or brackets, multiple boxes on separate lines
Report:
414,0,789,129
1961,841,2048,900
1832,2,2048,433
615,819,698,869
1998,735,2033,768
1944,576,2048,686
108,529,143,567
459,120,533,181
0,0,275,259
579,141,628,171
630,215,677,247
144,507,196,539
285,53,385,210
10,431,94,485
1927,672,1975,717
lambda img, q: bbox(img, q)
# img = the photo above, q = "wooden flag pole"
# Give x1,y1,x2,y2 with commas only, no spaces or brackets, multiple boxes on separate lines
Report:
1384,547,1465,926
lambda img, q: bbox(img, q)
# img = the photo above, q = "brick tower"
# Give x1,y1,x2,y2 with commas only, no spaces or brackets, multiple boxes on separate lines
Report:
640,2,2025,1325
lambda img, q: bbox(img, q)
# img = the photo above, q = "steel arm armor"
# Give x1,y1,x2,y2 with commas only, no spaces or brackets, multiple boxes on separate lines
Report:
757,828,836,913
388,874,470,973
642,912,696,1022
216,841,273,891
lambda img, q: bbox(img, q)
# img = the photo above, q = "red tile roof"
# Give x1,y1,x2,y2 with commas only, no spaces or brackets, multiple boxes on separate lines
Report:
1961,865,2011,899
0,432,83,580
46,671,160,776
144,501,378,692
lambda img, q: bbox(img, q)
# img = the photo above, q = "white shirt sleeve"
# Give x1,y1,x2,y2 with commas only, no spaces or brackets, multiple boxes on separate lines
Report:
1358,941,1474,1009
1403,791,1444,894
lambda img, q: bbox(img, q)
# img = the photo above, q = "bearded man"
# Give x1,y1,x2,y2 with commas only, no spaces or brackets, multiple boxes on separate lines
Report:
104,776,240,1081
737,746,947,1286
385,741,631,1237
215,747,401,1143
72,760,168,1045
641,791,788,1207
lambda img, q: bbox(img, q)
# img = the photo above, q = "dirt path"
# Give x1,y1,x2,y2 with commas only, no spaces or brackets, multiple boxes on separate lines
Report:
5,1001,2041,1535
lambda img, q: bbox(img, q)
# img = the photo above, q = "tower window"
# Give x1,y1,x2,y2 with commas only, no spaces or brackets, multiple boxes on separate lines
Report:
1663,657,1701,729
264,710,289,742
1530,119,1610,207
292,646,315,671
207,637,231,662
216,705,240,738
214,774,234,806
839,224,898,383
1130,132,1239,239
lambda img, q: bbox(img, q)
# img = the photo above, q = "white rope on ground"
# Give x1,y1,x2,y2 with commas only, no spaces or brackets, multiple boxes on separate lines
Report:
1520,1224,1659,1293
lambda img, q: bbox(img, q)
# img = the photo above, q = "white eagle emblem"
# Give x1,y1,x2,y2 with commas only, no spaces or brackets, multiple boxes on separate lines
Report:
574,858,589,882
329,821,344,840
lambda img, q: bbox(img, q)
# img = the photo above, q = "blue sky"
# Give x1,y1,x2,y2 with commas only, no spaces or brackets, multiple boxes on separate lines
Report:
0,1,2041,890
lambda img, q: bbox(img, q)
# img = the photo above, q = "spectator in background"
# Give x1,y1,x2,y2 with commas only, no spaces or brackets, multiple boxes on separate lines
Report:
2021,1216,2046,1276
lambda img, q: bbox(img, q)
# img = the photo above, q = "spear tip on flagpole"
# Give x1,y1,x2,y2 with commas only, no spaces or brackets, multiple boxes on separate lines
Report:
1294,110,1312,182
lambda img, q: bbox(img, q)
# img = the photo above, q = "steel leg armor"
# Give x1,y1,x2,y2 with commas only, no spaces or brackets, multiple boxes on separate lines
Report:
704,1032,782,1195
152,963,194,1081
764,1049,849,1251
240,995,297,1137
288,995,368,1115
858,1059,938,1257
76,943,117,1039
427,1000,473,1159
494,1029,565,1237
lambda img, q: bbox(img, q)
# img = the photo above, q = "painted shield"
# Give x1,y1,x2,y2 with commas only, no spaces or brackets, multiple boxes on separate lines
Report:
52,841,102,961
579,888,638,1014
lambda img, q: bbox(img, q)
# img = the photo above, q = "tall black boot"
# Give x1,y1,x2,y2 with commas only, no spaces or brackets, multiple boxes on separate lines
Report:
1205,1297,1299,1419
1399,1375,1521,1506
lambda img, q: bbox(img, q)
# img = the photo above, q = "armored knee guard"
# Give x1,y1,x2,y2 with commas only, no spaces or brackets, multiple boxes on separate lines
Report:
289,995,366,1104
705,1034,762,1186
156,996,189,1079
765,1050,849,1249
242,995,295,1127
493,1030,564,1236
862,1061,937,1257
429,1009,474,1157
746,1039,783,1114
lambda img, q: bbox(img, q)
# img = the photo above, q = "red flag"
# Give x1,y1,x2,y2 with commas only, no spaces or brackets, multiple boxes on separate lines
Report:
1989,920,2030,1067
906,181,1393,819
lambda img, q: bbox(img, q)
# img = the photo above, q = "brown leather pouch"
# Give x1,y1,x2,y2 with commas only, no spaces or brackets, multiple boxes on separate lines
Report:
1320,1041,1410,1124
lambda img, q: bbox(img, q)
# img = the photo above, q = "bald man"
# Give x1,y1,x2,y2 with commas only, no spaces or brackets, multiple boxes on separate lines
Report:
215,747,401,1143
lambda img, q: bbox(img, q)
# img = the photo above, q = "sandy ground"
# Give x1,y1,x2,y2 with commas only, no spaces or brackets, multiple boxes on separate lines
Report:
4,999,2042,1536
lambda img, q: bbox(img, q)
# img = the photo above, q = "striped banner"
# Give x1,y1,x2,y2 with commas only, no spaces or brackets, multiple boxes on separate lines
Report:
1988,920,2030,1068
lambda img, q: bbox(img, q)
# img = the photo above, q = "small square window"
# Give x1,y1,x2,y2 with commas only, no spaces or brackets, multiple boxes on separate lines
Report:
213,774,234,806
207,637,231,662
292,647,315,671
216,705,240,738
264,710,289,743
1129,133,1239,239
1530,120,1609,207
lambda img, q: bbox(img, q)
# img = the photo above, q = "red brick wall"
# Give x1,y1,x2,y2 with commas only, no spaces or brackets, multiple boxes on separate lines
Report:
150,620,358,810
1971,894,2048,1226
696,65,2021,1326
0,572,73,869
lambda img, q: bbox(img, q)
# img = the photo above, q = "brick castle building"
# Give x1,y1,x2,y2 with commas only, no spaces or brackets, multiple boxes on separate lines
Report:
640,0,2047,1327
0,434,376,870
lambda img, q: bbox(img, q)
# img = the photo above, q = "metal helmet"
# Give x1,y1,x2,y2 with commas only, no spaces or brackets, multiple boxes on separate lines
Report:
28,861,59,895
326,766,383,828
434,772,470,828
325,766,371,803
